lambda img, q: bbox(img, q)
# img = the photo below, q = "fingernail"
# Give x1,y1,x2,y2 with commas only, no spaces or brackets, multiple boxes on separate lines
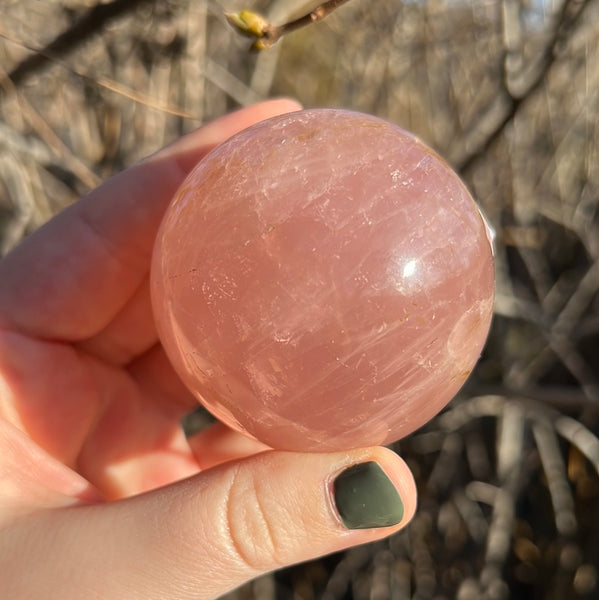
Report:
333,461,404,530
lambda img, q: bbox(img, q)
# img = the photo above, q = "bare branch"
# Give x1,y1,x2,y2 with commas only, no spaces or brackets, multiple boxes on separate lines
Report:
1,0,153,89
0,28,199,120
456,0,594,174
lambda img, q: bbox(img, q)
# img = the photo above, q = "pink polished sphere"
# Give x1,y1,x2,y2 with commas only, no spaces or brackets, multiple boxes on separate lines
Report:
151,109,494,451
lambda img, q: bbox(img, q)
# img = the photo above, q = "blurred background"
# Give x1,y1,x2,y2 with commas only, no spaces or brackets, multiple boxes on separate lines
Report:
1,0,598,597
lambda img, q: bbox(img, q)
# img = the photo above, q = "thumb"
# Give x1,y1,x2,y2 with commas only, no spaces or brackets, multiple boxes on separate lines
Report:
7,447,416,599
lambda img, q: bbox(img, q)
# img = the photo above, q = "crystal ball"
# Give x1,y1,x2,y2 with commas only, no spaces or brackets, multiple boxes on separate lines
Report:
151,109,494,451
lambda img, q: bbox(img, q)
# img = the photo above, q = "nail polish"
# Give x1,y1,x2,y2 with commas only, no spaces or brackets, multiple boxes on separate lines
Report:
333,461,404,530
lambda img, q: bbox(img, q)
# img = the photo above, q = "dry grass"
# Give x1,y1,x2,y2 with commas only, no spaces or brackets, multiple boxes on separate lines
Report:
2,0,599,598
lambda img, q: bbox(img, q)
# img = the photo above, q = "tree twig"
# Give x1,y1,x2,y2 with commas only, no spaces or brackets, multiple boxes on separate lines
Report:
456,0,592,174
1,0,153,89
226,0,353,51
0,27,198,120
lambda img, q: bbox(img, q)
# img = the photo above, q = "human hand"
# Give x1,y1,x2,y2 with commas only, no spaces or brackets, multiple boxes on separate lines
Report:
0,99,417,599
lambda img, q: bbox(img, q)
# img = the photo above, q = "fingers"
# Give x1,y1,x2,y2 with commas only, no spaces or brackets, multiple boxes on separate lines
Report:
150,98,302,173
187,421,273,470
0,329,199,490
0,99,302,342
5,447,416,600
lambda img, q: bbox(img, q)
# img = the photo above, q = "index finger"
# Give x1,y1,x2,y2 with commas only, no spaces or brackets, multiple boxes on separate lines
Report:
0,99,302,340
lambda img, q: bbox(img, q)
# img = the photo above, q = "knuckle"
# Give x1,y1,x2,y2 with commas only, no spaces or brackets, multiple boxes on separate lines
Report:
223,465,286,572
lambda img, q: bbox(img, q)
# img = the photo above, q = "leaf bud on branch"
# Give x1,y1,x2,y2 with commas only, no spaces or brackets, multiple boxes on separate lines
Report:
225,0,353,51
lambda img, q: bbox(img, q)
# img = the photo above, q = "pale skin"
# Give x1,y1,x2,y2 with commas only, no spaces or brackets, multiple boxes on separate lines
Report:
0,99,417,599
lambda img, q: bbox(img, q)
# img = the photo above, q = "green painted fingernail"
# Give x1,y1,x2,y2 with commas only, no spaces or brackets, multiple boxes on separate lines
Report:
333,461,404,530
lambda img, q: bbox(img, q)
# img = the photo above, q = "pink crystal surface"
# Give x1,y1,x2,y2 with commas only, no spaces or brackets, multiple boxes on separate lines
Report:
151,109,495,451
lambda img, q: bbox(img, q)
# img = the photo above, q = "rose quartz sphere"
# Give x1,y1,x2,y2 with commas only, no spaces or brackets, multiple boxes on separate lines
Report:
151,109,494,451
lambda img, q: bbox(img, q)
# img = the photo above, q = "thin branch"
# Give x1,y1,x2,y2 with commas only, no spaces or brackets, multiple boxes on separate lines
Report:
456,0,593,174
0,63,101,190
0,28,199,120
532,421,577,537
226,0,353,51
1,0,153,89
